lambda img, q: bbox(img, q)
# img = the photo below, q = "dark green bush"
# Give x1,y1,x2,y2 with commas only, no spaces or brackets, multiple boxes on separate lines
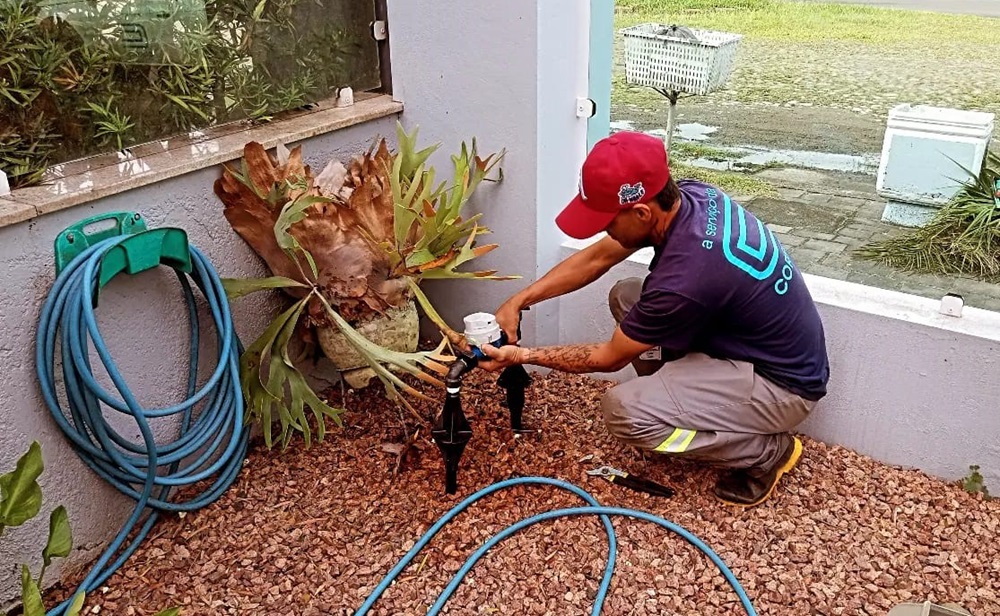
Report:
0,0,379,189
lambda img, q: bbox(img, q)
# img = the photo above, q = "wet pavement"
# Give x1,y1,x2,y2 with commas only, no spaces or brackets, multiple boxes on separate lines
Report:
729,167,1000,312
610,121,1000,313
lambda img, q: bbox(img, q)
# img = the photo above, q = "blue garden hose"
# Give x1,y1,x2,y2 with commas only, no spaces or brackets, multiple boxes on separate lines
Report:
355,477,757,616
35,234,248,615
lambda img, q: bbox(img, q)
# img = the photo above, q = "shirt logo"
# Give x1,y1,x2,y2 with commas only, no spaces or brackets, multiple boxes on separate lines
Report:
618,182,645,205
712,188,794,296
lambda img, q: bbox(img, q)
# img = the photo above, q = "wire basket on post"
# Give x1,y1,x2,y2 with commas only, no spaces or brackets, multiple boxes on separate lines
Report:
621,23,742,151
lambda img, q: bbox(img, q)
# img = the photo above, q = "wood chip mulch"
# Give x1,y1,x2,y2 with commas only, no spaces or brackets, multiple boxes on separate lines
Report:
49,370,999,615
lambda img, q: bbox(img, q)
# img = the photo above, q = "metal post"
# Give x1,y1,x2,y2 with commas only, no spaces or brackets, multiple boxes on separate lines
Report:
665,91,679,152
656,89,680,153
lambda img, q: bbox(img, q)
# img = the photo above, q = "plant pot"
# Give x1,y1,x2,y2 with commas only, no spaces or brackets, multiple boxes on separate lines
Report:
316,299,420,389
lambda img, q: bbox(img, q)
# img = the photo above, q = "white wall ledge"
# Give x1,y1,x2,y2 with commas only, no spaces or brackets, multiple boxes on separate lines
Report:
560,236,1000,342
0,93,402,229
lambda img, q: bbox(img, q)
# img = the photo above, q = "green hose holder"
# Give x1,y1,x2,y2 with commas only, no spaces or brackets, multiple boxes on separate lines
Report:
53,211,192,305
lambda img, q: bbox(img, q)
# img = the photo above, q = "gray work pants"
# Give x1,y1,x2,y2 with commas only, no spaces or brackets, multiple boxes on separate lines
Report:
603,278,815,471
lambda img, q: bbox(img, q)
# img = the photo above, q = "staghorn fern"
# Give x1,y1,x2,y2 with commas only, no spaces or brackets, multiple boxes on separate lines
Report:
216,124,518,448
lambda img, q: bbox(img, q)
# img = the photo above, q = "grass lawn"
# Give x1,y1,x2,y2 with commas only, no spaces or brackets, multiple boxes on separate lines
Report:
613,0,1000,113
671,162,777,197
611,0,999,197
617,0,996,45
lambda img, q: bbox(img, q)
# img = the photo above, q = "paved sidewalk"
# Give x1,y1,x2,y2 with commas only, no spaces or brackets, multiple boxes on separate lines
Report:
733,168,1000,312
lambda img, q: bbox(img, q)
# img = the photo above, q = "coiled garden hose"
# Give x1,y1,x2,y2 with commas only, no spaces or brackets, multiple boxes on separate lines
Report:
355,476,757,616
35,235,248,615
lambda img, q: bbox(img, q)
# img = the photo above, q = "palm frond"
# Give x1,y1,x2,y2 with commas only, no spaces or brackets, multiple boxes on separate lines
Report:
857,151,1000,280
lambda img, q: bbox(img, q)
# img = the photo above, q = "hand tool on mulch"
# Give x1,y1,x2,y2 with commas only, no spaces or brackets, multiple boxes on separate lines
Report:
586,465,675,498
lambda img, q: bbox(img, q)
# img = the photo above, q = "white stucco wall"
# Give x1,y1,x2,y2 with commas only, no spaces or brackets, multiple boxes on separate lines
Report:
387,0,590,347
2,0,594,604
553,243,1000,490
0,118,398,605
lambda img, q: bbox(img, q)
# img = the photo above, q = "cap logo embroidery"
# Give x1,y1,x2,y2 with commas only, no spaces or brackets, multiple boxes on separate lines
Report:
578,171,588,201
618,182,645,205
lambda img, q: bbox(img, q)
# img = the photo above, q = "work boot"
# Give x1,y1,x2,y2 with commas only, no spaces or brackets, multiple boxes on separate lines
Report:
713,436,803,507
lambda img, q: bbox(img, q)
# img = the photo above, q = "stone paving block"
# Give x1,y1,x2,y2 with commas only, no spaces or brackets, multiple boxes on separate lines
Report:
800,263,851,279
775,187,806,201
823,203,864,217
859,201,889,221
819,251,852,266
767,223,793,234
798,192,833,206
785,246,829,268
864,228,903,244
833,234,868,249
896,282,950,301
832,196,872,209
845,257,909,278
846,270,910,291
803,239,848,254
837,225,879,241
798,230,838,241
775,232,805,247
945,277,1000,299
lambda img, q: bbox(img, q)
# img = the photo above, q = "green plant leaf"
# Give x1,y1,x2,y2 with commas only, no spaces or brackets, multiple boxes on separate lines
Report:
163,93,210,122
222,276,308,300
42,505,72,567
274,195,330,279
261,297,311,446
395,121,440,181
0,441,44,529
237,291,344,449
314,293,454,422
21,565,45,616
252,0,268,20
241,297,308,447
406,278,464,348
64,592,86,616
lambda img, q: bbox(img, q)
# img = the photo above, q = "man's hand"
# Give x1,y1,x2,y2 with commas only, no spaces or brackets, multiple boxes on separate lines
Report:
476,327,652,375
495,300,523,345
477,343,525,372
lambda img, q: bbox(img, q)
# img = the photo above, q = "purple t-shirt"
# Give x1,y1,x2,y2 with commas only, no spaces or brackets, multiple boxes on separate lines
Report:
620,179,829,401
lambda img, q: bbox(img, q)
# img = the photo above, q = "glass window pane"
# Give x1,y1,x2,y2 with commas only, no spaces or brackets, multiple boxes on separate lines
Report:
1,0,381,188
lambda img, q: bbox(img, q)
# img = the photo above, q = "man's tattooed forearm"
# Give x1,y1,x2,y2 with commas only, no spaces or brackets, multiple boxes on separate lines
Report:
523,344,606,373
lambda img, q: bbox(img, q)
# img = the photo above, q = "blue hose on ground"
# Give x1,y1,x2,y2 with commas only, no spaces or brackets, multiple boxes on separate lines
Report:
356,476,757,616
353,477,618,616
35,235,248,615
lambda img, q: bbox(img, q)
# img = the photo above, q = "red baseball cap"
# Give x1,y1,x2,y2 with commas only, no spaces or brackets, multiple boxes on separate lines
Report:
556,131,670,239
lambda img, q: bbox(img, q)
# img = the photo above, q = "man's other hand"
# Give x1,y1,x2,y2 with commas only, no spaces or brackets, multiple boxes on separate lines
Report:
477,343,524,372
495,301,522,345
